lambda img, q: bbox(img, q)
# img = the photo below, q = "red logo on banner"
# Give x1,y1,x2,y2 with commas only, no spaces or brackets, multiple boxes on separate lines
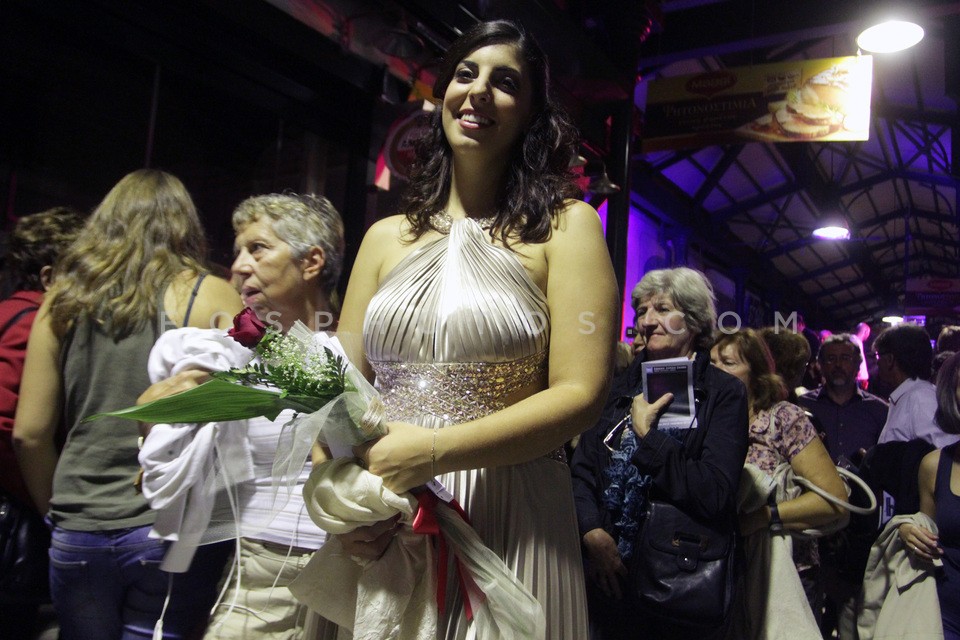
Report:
927,279,957,292
685,72,737,97
384,109,433,182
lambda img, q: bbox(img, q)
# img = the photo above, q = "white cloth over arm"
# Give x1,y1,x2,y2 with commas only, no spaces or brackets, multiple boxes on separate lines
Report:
138,328,256,572
857,513,943,640
290,458,436,640
290,458,545,640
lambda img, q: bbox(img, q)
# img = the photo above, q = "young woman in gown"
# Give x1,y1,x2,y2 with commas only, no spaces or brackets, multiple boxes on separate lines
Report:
336,19,619,639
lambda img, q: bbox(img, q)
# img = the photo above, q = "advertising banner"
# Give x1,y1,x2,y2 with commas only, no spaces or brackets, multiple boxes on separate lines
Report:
905,277,960,314
642,55,873,152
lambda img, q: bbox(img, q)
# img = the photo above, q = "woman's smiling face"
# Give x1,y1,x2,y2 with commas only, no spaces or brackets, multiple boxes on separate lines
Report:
441,43,533,162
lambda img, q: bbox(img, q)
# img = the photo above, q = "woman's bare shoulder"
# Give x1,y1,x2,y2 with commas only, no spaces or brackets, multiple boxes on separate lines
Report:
550,199,603,236
365,214,411,243
919,449,942,475
168,270,241,329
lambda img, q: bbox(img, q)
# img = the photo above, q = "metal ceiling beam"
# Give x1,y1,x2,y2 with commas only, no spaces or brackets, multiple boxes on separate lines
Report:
871,234,960,259
693,145,743,205
764,204,959,259
861,207,958,229
774,142,897,312
875,258,959,277
838,168,960,200
801,257,861,282
763,236,820,259
817,278,875,300
629,162,840,326
638,0,960,71
711,180,802,223
875,102,959,127
829,289,887,315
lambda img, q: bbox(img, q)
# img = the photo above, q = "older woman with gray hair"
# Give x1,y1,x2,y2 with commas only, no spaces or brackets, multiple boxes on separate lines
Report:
571,267,749,639
135,192,344,639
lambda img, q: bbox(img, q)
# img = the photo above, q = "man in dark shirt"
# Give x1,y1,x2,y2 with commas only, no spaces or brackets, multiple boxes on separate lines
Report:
798,333,888,465
798,333,888,639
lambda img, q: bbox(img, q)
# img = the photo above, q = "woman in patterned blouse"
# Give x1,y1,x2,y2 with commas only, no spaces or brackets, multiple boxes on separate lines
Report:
711,328,847,618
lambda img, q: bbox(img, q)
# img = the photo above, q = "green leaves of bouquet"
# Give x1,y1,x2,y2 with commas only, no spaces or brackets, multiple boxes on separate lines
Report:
87,308,349,424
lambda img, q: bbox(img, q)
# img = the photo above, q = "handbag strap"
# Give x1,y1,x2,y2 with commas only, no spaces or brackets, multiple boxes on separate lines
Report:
0,303,40,339
793,466,878,516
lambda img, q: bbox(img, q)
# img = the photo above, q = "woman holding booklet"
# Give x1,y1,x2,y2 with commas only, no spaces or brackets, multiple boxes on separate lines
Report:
570,267,749,640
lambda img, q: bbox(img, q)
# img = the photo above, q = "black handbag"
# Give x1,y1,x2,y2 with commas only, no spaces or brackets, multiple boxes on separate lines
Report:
0,303,50,604
629,499,736,626
0,490,50,604
625,372,737,627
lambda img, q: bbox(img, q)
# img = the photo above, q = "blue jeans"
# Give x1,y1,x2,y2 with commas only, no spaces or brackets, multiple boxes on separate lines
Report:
50,525,230,640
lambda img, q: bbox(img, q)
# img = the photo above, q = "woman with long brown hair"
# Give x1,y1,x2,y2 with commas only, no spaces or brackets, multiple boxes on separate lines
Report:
14,169,241,639
334,19,618,639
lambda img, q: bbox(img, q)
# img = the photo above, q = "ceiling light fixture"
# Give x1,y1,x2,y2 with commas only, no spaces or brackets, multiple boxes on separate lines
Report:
375,11,425,61
881,315,904,325
587,166,621,195
856,20,924,53
568,151,587,168
812,225,850,240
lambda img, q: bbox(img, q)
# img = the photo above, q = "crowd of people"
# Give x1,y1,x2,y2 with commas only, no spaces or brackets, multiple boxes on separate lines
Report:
1,17,958,640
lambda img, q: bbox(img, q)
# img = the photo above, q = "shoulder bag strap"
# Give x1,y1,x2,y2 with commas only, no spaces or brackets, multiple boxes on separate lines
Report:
793,467,878,516
0,303,40,339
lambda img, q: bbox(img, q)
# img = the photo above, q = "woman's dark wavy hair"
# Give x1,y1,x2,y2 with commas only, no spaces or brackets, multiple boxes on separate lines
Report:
400,19,580,245
935,351,960,435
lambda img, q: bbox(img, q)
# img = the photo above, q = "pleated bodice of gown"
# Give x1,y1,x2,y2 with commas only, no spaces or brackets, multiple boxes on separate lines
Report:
364,217,589,639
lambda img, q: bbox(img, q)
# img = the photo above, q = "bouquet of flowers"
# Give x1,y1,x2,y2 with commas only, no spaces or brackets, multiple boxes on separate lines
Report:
91,308,376,434
94,309,545,640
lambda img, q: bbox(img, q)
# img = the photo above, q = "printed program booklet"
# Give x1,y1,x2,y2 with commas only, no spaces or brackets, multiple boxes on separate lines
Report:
642,357,696,429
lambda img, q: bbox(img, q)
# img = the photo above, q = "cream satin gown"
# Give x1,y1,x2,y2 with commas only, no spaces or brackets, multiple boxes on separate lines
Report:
363,217,589,639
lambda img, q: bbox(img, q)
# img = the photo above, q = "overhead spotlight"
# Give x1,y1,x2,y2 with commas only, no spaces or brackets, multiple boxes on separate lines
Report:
587,165,621,195
812,225,850,240
881,315,904,325
856,19,924,53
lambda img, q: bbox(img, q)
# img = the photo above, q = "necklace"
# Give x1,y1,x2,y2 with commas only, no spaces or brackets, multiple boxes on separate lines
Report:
429,210,496,234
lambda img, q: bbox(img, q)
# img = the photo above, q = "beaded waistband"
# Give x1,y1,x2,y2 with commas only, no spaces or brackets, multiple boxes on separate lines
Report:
370,352,566,464
371,351,547,424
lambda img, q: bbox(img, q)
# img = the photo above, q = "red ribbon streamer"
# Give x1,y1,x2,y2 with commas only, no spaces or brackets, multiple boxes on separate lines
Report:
412,490,476,620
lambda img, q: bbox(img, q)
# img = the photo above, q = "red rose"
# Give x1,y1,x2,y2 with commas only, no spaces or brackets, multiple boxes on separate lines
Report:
227,308,267,348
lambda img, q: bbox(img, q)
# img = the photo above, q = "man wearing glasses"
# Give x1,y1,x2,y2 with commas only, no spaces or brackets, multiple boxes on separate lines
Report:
798,334,888,466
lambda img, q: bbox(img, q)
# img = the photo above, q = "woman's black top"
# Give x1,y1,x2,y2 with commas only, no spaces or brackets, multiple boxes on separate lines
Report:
570,349,749,537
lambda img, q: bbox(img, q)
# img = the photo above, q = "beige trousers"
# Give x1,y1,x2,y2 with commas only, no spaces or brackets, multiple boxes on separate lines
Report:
203,538,339,640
